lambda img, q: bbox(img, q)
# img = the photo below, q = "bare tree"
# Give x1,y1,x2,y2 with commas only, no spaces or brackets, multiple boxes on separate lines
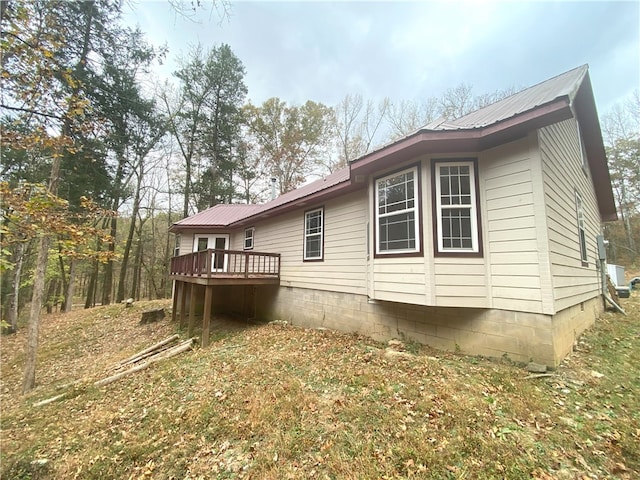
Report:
602,91,640,261
332,94,390,168
439,83,476,119
385,98,439,139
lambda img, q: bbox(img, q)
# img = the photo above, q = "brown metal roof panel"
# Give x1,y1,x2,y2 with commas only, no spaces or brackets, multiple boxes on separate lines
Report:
444,65,588,129
263,166,350,210
174,204,264,228
172,167,351,230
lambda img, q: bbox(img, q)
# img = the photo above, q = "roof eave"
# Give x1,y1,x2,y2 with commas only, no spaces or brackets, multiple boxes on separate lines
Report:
350,97,573,177
571,72,618,222
169,223,231,233
229,178,363,228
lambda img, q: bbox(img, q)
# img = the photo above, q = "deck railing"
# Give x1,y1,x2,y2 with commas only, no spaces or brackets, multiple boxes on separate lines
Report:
170,249,281,279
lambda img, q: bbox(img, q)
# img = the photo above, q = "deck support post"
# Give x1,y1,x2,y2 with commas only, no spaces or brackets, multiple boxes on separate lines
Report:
188,284,197,337
179,282,187,329
202,285,213,348
171,281,179,323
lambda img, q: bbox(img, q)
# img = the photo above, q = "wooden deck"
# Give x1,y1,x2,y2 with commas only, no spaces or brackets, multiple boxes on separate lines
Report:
169,249,280,347
169,249,280,285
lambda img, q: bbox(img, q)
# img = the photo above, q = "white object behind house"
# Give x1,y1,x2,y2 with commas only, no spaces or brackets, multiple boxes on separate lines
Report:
607,264,625,287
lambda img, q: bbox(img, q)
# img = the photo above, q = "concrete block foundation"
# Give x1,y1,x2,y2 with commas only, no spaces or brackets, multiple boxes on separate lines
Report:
250,286,602,368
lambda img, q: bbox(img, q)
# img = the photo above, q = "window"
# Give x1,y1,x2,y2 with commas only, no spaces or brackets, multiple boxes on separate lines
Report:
304,207,323,260
196,237,208,252
375,166,420,255
433,159,481,255
244,227,254,250
575,192,588,265
174,234,181,257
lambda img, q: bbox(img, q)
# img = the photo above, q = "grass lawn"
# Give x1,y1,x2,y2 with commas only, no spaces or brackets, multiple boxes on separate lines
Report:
1,295,638,479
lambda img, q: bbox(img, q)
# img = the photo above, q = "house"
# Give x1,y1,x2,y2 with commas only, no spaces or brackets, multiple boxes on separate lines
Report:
169,65,617,367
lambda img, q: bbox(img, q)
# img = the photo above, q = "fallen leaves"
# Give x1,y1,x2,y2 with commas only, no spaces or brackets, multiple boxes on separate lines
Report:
2,298,640,479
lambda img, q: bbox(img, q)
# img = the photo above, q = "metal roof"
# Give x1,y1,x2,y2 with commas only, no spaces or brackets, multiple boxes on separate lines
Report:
173,64,615,230
173,204,264,228
438,65,588,130
172,167,351,230
260,167,350,211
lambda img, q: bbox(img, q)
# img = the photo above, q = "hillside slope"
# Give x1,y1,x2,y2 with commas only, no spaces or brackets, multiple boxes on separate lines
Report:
1,297,639,479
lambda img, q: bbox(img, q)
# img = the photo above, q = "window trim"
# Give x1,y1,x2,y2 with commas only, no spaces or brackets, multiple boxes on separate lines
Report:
244,227,255,250
373,164,423,258
431,158,483,257
575,191,588,267
303,207,324,261
174,234,181,257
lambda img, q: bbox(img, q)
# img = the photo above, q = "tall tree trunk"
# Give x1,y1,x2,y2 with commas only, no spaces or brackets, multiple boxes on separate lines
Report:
57,249,68,306
6,241,26,334
102,149,126,306
131,236,142,300
63,258,76,312
116,167,144,303
183,156,191,218
84,266,96,309
84,235,101,309
620,182,636,257
101,218,115,306
22,234,50,392
24,2,96,391
45,278,57,314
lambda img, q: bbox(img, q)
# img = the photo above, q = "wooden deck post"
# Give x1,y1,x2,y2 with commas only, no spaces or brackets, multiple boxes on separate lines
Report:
202,285,213,348
179,282,187,329
171,281,179,323
188,283,197,337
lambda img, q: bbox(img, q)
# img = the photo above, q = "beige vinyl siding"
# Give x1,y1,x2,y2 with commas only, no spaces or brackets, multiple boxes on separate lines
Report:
230,230,244,250
481,136,551,314
249,191,367,295
178,230,197,254
433,258,488,307
372,257,427,304
539,119,601,310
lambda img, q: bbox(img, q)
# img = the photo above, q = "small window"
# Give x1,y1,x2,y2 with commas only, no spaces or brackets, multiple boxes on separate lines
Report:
575,192,588,265
244,227,254,250
375,166,420,255
174,234,181,257
433,159,482,255
304,207,323,261
196,237,208,252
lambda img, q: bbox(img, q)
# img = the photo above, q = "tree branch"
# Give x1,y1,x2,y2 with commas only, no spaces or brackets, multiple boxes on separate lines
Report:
0,103,65,120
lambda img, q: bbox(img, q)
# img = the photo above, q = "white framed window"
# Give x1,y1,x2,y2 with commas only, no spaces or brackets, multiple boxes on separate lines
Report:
375,166,420,255
575,192,588,265
244,227,254,250
174,234,181,257
304,207,323,261
434,159,481,255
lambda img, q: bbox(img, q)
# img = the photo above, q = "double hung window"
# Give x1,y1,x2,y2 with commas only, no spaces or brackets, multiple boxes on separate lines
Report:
433,160,481,255
244,227,254,250
304,208,323,260
575,192,588,265
375,166,420,255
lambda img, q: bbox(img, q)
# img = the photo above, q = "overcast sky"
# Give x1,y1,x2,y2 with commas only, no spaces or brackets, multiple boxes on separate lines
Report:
124,1,639,117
